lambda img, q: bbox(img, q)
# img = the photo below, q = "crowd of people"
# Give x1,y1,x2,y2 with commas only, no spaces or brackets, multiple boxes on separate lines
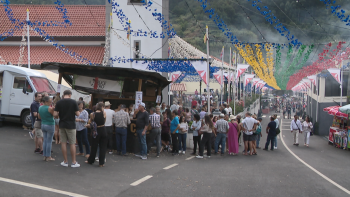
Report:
28,90,313,168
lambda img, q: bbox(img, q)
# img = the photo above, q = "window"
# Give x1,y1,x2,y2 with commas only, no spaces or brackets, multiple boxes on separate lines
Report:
13,77,33,92
128,0,146,5
325,73,348,97
0,72,3,87
134,40,141,59
313,77,319,95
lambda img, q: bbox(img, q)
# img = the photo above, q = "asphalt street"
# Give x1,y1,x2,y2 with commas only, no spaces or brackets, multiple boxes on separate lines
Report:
0,111,350,197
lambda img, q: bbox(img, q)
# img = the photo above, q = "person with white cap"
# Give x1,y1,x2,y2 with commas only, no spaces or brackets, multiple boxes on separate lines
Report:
214,114,229,156
133,102,149,160
104,101,115,154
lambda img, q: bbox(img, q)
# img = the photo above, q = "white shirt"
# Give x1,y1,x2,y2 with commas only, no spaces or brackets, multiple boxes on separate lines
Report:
242,117,258,135
290,119,303,131
302,121,313,132
104,109,114,127
202,96,206,101
228,107,232,115
170,104,178,112
224,108,229,114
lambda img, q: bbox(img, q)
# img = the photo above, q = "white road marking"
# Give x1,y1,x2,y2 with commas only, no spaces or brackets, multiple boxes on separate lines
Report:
280,119,350,195
262,115,266,118
130,175,153,186
185,156,195,161
0,177,88,197
163,163,178,170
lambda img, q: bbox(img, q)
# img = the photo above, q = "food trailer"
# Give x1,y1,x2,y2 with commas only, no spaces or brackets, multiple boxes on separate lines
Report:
41,62,171,153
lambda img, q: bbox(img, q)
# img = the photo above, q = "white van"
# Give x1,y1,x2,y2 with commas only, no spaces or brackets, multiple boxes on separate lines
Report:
0,65,56,127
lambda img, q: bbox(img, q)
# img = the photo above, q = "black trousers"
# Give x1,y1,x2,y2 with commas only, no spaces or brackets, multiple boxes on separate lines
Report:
88,127,108,165
171,133,178,153
105,126,114,150
193,135,201,154
199,133,211,156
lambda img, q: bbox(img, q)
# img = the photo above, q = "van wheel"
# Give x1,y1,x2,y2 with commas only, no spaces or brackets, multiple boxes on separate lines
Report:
21,110,31,128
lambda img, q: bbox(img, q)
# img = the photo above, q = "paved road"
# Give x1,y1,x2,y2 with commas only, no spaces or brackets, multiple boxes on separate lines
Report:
0,112,349,197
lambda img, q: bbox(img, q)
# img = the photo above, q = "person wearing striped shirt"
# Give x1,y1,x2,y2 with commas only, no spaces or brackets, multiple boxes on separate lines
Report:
148,107,161,157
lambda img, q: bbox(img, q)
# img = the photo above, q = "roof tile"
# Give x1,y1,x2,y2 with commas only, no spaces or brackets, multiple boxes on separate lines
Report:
0,5,105,37
0,46,104,65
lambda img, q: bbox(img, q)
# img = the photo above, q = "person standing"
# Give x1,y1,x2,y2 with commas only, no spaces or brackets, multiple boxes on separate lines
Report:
290,115,303,146
273,114,279,150
195,89,198,96
302,116,313,147
228,115,239,155
170,110,180,156
161,112,171,152
214,114,229,156
113,104,130,156
133,103,149,160
38,96,55,162
86,102,108,167
75,101,90,158
148,107,161,157
196,115,214,159
241,113,258,156
178,116,188,154
30,92,42,153
104,101,115,154
191,114,201,155
199,108,206,120
255,117,263,149
160,102,167,114
170,101,179,112
54,90,80,167
263,116,277,151
287,105,292,119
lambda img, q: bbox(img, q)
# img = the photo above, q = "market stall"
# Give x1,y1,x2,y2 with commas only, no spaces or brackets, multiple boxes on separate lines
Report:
41,62,171,153
324,106,348,149
339,104,350,149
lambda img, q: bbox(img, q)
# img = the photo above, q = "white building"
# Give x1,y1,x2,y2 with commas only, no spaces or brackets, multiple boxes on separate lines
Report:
110,0,169,68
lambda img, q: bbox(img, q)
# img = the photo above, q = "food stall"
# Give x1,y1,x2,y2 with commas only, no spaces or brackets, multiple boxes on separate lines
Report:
324,106,348,149
339,104,350,149
41,62,171,153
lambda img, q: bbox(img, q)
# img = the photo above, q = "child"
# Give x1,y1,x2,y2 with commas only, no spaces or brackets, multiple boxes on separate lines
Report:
256,117,263,149
178,116,188,154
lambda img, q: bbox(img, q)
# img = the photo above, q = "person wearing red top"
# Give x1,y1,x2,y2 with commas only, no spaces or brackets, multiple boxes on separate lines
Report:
191,99,197,109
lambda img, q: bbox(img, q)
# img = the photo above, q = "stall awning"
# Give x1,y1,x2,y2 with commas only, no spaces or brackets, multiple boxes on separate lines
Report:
323,106,348,118
170,83,187,92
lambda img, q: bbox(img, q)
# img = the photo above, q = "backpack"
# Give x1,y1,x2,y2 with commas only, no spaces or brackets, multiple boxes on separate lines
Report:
90,113,98,138
256,123,262,135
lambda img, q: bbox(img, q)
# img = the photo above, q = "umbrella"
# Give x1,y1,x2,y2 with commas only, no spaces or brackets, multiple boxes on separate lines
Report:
328,106,348,118
339,104,350,114
323,106,337,112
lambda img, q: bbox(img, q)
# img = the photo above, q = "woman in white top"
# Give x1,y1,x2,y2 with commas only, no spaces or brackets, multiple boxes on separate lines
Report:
302,116,313,147
178,116,188,154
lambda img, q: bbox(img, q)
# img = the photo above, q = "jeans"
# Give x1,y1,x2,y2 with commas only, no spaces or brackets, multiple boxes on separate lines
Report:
171,133,178,153
147,128,161,154
106,126,114,150
31,115,35,129
215,133,227,154
193,136,201,154
42,124,54,157
274,136,277,147
116,127,127,155
76,128,90,155
178,133,187,151
136,129,147,156
88,127,107,165
265,134,275,150
256,134,261,148
199,133,211,156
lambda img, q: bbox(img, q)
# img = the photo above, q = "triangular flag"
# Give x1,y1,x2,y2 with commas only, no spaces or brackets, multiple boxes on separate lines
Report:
244,74,255,87
170,71,182,82
236,64,250,80
252,78,260,87
213,72,223,85
307,75,317,86
191,61,208,85
327,68,341,84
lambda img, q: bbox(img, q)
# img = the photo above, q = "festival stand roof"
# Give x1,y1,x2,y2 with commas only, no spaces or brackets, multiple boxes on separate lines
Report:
41,62,171,90
170,83,187,92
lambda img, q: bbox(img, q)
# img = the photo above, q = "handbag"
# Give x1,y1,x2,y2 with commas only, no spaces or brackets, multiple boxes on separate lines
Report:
90,113,98,138
34,119,41,129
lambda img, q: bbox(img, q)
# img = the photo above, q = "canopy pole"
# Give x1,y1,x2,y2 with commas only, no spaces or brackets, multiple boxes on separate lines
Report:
206,26,210,114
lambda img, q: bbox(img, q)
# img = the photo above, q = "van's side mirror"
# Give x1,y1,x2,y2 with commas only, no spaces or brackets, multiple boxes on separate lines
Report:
22,86,27,94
